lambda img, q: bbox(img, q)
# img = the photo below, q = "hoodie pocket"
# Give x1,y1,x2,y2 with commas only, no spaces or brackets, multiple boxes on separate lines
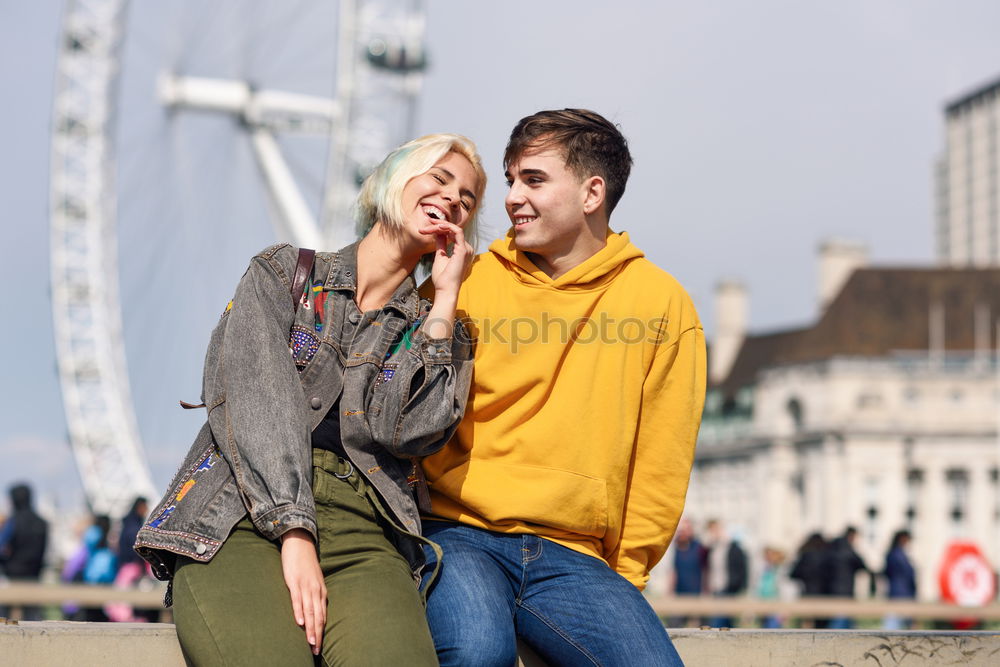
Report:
433,460,608,539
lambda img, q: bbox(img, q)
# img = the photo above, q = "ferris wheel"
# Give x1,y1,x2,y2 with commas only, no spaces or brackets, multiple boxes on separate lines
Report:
50,0,428,516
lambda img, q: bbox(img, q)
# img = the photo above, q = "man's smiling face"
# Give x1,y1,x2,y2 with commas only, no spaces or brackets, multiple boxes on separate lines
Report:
504,145,591,260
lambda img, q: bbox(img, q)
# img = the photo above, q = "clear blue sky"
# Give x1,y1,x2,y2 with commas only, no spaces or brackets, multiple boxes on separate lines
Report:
3,1,1000,512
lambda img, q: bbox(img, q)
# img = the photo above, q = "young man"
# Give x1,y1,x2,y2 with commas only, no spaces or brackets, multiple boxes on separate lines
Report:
420,109,706,666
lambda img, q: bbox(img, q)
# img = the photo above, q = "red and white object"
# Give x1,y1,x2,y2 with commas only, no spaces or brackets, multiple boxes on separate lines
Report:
939,541,996,607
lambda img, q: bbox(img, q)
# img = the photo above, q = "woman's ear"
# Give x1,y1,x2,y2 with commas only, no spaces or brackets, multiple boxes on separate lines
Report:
582,176,606,216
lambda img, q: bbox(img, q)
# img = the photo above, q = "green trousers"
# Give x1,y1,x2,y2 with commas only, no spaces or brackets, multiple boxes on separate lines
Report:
172,449,438,666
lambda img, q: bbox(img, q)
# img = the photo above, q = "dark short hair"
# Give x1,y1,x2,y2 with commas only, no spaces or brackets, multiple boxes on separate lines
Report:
504,108,633,215
9,483,32,511
890,529,911,549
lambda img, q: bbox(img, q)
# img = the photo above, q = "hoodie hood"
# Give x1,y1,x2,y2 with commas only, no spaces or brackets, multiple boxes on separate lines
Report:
488,229,644,290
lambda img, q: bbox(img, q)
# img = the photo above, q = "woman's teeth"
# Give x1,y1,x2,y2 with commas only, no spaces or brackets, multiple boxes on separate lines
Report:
422,205,445,221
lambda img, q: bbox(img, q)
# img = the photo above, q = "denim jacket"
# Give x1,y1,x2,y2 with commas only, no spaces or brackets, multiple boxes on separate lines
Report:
135,242,472,587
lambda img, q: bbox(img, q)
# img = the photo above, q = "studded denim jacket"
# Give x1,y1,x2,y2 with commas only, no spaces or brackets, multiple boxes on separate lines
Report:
135,242,472,588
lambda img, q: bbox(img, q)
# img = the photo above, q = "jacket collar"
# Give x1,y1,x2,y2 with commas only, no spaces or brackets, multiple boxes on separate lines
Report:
325,241,421,319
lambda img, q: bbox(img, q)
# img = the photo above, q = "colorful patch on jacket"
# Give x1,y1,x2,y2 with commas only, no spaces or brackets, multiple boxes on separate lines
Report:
195,452,216,473
147,450,216,529
289,326,320,371
175,479,196,501
312,281,327,332
148,505,175,529
387,319,421,359
373,364,397,391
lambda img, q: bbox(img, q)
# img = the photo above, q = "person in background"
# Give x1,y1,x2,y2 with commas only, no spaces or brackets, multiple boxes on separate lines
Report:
789,532,828,628
82,515,118,585
117,497,148,569
883,529,916,630
669,518,706,628
673,519,705,597
63,514,117,621
757,546,785,629
825,526,869,629
106,496,155,622
0,483,48,620
705,519,748,628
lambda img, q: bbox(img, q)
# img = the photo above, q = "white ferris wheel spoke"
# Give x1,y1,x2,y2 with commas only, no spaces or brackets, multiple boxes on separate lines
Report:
158,73,339,247
158,74,342,133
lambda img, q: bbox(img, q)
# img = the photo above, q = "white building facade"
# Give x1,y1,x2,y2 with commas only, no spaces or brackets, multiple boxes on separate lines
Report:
691,355,999,602
685,264,1000,602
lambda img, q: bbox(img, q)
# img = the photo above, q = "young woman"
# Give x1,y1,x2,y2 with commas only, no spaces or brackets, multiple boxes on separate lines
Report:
136,133,485,665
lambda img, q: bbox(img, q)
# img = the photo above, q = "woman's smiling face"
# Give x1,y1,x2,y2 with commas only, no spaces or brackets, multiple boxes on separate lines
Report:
400,151,479,248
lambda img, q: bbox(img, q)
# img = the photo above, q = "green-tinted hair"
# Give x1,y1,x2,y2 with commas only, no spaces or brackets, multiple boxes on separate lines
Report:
356,133,486,246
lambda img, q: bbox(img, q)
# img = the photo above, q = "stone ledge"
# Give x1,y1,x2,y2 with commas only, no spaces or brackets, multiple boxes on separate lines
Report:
670,629,1000,666
2,622,1000,666
0,622,185,667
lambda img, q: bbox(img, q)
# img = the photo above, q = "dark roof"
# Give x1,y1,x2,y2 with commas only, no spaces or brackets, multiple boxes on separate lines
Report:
715,267,1000,395
945,73,1000,115
715,327,807,397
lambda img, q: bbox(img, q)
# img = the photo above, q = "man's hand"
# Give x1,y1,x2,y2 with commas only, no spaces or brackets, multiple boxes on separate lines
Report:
280,528,326,656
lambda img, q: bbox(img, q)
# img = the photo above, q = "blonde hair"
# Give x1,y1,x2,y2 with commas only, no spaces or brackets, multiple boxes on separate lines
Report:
355,133,487,246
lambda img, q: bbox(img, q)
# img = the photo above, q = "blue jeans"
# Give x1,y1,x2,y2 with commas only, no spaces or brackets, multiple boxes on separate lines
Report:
422,522,684,667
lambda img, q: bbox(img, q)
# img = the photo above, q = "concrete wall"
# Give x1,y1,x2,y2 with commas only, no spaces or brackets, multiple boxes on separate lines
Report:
672,629,1000,666
0,622,185,667
3,622,1000,666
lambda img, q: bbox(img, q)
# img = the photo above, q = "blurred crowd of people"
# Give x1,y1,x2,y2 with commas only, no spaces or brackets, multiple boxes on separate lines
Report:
0,482,157,622
669,519,917,629
670,518,751,627
786,526,916,629
0,482,928,629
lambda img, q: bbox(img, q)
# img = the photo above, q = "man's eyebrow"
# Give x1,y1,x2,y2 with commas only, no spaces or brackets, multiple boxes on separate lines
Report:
506,168,548,180
438,167,477,204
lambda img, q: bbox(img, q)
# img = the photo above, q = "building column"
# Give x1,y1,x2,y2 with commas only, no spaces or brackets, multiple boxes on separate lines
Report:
968,464,995,563
916,459,947,602
762,438,797,553
821,435,848,535
877,439,908,557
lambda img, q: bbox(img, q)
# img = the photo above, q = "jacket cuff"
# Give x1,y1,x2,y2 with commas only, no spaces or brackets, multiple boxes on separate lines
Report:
411,330,453,364
252,505,318,542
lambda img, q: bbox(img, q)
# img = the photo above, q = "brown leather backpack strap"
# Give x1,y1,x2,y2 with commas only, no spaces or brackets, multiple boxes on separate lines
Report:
291,248,316,312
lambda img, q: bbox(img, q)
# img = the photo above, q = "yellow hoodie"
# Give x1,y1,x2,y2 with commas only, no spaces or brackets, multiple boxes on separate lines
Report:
422,231,706,590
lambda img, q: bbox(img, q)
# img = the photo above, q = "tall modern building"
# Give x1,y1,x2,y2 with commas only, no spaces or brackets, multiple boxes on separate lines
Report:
936,74,1000,266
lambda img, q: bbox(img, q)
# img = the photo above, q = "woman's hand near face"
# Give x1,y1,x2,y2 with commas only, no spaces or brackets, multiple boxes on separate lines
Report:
426,222,473,294
420,221,472,339
280,529,327,656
